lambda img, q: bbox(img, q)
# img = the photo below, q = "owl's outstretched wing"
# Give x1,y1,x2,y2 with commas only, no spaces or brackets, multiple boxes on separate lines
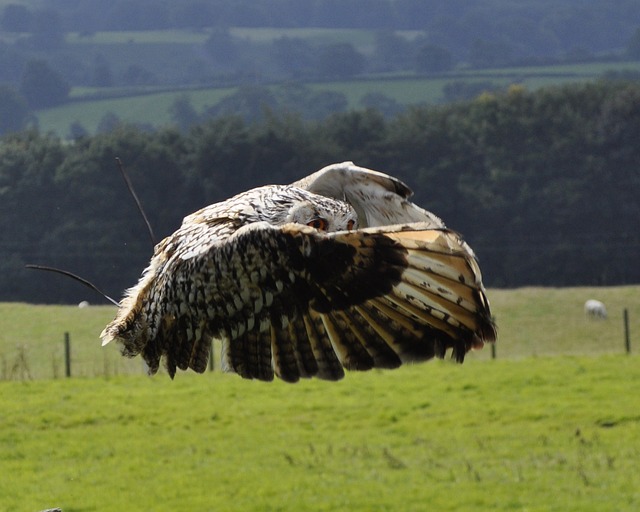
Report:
293,161,445,228
101,221,496,381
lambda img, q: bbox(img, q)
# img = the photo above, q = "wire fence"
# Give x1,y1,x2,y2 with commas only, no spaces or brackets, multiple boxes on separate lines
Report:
0,310,633,382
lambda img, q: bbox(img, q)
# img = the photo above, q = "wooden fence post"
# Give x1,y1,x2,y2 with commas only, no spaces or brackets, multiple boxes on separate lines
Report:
64,332,71,377
624,308,631,354
209,340,215,371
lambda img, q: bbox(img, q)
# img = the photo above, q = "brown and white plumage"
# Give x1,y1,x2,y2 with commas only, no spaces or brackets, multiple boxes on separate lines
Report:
101,162,496,381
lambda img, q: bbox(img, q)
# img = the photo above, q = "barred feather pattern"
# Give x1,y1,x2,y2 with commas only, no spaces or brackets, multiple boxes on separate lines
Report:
101,163,496,381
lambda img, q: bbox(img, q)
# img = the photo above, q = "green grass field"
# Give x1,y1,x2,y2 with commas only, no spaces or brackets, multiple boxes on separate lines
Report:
2,286,637,380
1,356,639,511
1,286,639,511
34,59,640,137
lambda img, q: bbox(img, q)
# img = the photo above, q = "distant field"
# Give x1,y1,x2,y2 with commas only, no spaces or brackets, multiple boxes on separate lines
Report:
35,59,640,137
66,30,209,45
65,27,421,53
37,87,236,135
1,286,638,380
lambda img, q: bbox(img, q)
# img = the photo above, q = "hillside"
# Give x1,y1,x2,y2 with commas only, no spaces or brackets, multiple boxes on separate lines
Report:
3,1,640,135
34,61,640,137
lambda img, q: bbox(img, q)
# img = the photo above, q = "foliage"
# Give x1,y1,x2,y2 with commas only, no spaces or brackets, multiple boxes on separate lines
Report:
415,44,453,74
628,28,640,59
0,84,30,134
442,80,501,102
2,81,640,302
19,59,70,109
317,42,366,79
1,3,33,32
1,1,640,111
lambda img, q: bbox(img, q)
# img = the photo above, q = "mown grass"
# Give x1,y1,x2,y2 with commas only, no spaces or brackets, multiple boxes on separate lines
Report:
0,303,138,380
1,287,639,510
1,356,638,511
473,286,640,360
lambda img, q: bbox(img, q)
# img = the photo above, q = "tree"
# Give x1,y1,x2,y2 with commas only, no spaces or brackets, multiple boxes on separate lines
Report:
121,64,157,86
19,59,70,109
372,31,413,72
28,8,64,49
1,4,33,32
304,91,348,120
275,84,348,120
323,109,387,163
0,131,66,301
170,1,214,28
360,92,404,117
442,81,499,102
0,42,26,84
0,85,31,134
317,43,365,79
96,112,121,133
415,44,453,74
170,94,200,132
272,37,317,78
627,27,640,60
203,28,239,69
68,121,88,140
468,39,512,68
205,86,278,123
91,54,113,87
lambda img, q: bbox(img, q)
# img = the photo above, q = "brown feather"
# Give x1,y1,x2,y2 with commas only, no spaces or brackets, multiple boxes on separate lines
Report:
101,166,496,382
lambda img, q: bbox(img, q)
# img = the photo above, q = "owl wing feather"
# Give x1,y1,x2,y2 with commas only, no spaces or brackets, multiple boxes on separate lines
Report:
293,161,445,228
101,221,496,381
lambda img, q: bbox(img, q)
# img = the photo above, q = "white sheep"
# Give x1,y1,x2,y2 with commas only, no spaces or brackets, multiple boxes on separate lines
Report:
584,299,607,319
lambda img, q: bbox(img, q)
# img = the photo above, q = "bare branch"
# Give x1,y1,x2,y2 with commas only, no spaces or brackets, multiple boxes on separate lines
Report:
115,157,157,247
25,265,119,306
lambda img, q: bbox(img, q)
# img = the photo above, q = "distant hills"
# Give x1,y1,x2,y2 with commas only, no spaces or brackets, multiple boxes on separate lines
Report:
2,1,640,137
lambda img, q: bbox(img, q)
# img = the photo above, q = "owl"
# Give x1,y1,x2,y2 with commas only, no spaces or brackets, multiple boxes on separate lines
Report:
101,162,496,381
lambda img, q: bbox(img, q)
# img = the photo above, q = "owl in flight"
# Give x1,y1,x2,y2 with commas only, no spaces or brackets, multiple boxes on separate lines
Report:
101,162,496,381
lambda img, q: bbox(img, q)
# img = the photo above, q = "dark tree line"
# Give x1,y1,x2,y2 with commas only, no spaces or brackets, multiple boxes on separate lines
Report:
4,0,639,58
1,80,639,303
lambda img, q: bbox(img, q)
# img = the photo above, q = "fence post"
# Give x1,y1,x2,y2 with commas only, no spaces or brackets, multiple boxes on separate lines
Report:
209,340,215,372
64,332,71,377
624,308,631,355
491,343,496,360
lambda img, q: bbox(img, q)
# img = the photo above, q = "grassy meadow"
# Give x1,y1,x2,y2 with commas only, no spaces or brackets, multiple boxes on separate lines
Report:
34,58,640,137
1,286,639,511
1,356,639,511
2,286,637,380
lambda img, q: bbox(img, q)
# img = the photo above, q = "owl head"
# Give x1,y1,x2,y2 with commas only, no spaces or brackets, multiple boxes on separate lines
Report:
285,196,357,232
255,186,357,232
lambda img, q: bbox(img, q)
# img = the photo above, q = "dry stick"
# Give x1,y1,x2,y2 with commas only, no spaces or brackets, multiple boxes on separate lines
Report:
26,158,157,305
25,265,119,306
115,157,157,247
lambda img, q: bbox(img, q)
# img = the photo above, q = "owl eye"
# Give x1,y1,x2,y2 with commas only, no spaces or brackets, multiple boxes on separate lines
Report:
307,218,328,231
346,219,355,231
